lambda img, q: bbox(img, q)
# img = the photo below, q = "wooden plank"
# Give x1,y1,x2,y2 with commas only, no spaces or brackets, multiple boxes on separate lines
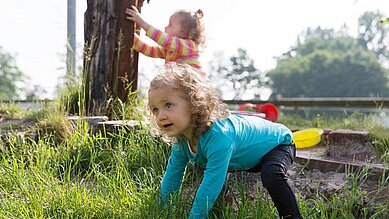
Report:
224,97,389,108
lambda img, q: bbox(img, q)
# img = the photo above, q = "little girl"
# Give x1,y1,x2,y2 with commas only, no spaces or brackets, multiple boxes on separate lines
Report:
125,6,205,70
147,63,303,219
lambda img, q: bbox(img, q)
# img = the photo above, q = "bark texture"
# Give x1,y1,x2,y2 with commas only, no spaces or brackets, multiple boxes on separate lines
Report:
84,0,144,114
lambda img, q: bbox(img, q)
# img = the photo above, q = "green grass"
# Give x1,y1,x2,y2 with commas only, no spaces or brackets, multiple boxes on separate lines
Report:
0,101,388,218
0,118,170,218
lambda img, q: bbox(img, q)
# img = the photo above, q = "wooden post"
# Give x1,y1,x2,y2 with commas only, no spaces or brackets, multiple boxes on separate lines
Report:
83,0,144,114
67,0,76,78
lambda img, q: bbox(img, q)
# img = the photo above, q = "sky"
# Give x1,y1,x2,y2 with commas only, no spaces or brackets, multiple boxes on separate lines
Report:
0,0,388,99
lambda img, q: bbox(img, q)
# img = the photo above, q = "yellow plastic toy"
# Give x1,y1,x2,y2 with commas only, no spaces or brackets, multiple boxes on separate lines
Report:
292,128,324,149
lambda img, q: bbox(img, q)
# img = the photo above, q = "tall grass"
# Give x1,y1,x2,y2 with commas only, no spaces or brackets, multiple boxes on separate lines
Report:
0,100,388,218
0,112,170,218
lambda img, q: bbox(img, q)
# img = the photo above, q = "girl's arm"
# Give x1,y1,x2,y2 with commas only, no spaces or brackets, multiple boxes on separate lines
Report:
125,5,150,31
145,26,199,57
160,144,190,206
126,6,165,58
189,133,233,218
133,33,166,58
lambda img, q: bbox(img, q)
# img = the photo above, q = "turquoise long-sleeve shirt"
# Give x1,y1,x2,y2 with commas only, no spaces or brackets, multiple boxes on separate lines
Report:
160,114,293,218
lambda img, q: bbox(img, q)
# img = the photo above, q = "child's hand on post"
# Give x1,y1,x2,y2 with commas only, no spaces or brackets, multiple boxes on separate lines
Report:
125,5,150,30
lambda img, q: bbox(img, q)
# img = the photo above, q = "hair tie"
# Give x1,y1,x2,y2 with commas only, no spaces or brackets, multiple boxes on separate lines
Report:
195,9,203,18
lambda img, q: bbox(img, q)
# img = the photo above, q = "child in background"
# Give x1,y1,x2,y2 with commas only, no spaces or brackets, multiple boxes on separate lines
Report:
125,6,205,70
147,63,303,219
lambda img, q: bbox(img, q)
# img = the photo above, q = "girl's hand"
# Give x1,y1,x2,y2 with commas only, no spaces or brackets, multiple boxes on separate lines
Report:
125,5,150,30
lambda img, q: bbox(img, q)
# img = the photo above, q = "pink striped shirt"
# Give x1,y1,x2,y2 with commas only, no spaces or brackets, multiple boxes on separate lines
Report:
133,26,202,70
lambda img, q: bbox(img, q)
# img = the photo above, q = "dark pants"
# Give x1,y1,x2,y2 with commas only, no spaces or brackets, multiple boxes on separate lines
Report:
247,143,302,219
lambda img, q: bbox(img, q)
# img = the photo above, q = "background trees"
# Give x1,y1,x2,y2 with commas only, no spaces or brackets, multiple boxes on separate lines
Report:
357,11,389,67
210,11,389,100
268,11,389,98
268,29,389,97
208,48,269,100
0,46,25,100
2,8,388,101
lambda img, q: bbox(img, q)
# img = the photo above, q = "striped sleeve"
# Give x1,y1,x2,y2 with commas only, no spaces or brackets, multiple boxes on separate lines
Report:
132,33,166,58
145,26,198,57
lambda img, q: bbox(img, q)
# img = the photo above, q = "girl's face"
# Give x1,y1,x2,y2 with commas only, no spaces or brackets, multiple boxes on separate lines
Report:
165,13,184,38
148,86,192,139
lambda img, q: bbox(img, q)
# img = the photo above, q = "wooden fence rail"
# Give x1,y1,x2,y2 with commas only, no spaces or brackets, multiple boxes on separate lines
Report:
1,97,389,110
223,97,389,108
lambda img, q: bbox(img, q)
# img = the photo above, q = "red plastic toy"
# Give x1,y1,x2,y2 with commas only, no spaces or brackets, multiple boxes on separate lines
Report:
238,102,279,122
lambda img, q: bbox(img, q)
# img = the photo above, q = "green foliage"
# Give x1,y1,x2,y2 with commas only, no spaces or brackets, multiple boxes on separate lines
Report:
0,102,24,119
0,46,26,100
369,126,389,162
0,122,171,218
269,27,389,98
357,11,389,65
380,18,389,24
209,48,268,100
57,76,84,116
36,108,73,145
57,74,146,122
104,90,146,121
25,85,47,101
279,112,386,132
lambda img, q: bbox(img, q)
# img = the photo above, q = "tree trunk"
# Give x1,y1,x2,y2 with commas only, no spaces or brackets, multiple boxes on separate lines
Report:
83,0,144,115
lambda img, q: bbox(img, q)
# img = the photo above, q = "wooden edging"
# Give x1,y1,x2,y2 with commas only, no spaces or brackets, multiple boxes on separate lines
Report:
224,97,389,108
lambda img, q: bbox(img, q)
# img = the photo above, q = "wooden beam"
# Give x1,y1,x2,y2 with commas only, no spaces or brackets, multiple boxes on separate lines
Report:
224,97,389,108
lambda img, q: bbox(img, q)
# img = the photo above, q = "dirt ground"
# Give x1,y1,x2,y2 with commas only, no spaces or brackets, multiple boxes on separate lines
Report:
288,164,381,200
226,162,388,213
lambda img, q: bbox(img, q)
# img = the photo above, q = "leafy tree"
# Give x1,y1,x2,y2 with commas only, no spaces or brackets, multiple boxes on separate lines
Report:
357,11,389,67
209,48,268,100
207,51,231,98
289,27,351,56
25,85,47,101
0,46,25,100
381,18,389,24
269,28,389,98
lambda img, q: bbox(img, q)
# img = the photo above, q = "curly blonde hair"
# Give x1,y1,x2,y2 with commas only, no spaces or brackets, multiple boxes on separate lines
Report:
148,63,230,141
174,9,206,47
